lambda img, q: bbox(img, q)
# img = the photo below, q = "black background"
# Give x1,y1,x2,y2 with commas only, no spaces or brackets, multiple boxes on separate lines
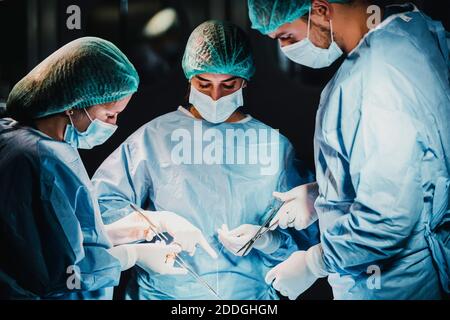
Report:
0,0,449,299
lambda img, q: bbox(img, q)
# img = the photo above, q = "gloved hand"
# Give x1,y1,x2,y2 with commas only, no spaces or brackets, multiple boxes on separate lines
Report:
217,224,282,256
265,244,328,300
104,210,160,246
108,241,188,275
131,241,188,275
152,211,218,259
271,182,319,230
106,209,218,259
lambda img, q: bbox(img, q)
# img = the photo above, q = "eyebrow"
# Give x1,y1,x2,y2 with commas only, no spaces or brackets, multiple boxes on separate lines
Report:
195,75,239,82
267,29,278,38
273,31,285,39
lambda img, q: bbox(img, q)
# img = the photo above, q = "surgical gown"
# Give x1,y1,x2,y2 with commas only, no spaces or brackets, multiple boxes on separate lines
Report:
93,107,318,300
0,118,122,299
314,5,450,299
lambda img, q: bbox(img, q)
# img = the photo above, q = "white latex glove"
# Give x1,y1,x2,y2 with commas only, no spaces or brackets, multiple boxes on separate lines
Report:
265,244,327,300
217,224,281,256
271,182,319,230
152,211,218,259
108,241,187,275
132,241,188,275
104,211,160,246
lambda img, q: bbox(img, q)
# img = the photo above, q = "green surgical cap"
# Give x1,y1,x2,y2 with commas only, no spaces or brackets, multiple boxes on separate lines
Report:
182,20,255,81
248,0,350,35
7,37,139,120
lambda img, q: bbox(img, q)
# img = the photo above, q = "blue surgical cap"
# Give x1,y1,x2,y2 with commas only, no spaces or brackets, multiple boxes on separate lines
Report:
182,20,255,81
248,0,351,35
7,37,139,120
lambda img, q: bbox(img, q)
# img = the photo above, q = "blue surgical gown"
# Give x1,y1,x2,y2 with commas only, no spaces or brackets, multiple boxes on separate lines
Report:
0,118,121,299
315,5,450,299
93,107,318,300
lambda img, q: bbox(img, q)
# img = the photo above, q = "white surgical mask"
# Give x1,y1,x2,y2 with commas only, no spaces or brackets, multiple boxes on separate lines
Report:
189,84,244,124
281,6,343,69
64,109,117,149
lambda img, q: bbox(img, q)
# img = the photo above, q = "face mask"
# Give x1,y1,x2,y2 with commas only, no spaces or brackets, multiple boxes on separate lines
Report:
189,84,244,124
64,109,117,149
281,6,343,69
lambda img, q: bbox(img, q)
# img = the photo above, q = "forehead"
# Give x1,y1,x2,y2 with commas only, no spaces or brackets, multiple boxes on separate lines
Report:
270,19,308,38
99,96,131,112
195,73,239,82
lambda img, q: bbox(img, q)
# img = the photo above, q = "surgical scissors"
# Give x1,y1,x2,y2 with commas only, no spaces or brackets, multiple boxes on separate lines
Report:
236,201,284,256
130,203,223,300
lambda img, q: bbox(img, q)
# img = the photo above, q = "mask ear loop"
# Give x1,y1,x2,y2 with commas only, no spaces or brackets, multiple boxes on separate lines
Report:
67,110,75,126
83,108,94,122
307,5,312,39
66,109,83,136
309,5,335,45
330,19,335,43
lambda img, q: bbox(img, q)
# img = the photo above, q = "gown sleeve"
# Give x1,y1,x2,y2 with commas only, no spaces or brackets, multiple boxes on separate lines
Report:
92,138,153,224
320,75,425,276
0,141,121,298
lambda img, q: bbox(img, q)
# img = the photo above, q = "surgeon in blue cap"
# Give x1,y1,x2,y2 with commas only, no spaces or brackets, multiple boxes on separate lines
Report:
248,0,450,299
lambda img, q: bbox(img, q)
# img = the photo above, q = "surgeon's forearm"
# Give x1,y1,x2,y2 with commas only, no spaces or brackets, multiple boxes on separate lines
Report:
320,205,418,275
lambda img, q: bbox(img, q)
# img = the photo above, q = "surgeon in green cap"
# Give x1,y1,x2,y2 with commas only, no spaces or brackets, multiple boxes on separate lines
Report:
0,37,190,300
91,20,319,300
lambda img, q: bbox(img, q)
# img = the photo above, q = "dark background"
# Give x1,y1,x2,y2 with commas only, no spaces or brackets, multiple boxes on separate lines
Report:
0,0,448,299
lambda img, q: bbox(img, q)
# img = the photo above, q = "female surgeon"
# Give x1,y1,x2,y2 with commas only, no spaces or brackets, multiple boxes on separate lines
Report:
0,37,189,300
92,21,319,300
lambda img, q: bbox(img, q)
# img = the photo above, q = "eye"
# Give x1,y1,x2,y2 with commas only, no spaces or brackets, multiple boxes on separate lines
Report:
199,83,210,89
223,84,235,90
279,34,293,40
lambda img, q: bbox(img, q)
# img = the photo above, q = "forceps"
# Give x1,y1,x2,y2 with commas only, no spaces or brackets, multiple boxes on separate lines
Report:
130,203,222,300
236,201,285,257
